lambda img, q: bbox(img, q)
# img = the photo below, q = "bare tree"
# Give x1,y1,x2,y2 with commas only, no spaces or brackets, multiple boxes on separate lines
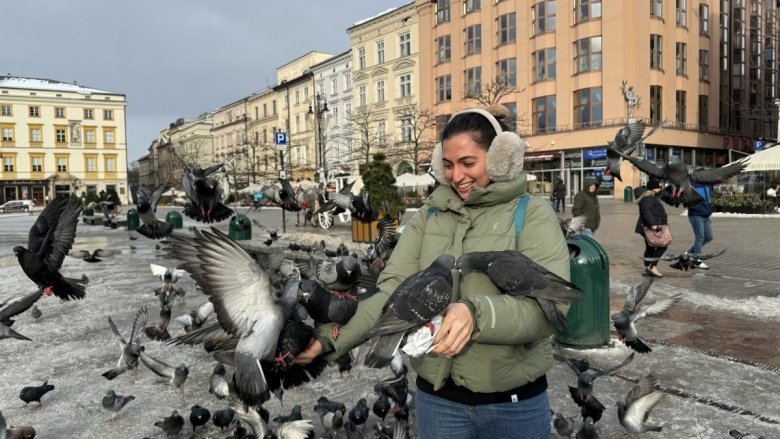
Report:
463,76,528,132
390,105,438,174
340,105,389,173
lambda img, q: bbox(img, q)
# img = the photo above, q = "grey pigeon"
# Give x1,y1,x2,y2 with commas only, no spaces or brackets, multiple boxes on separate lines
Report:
229,392,269,437
102,306,148,380
363,254,456,368
611,279,682,353
617,374,665,435
455,250,583,331
560,348,635,405
252,219,285,242
551,410,576,438
173,146,232,223
163,227,286,406
0,290,43,341
144,304,172,341
315,405,344,437
102,390,135,421
136,185,174,239
0,323,31,342
559,215,588,239
575,417,599,439
730,430,768,439
154,409,184,437
173,301,214,332
661,248,726,272
299,254,363,292
209,363,230,399
138,350,196,393
150,264,187,306
30,305,42,322
605,119,663,182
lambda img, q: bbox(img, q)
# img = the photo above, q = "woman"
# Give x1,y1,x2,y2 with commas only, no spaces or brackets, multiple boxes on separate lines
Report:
635,178,669,277
297,105,570,439
553,178,566,212
572,178,600,238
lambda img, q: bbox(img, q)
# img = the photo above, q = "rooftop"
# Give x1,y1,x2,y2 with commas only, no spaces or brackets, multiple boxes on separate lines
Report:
0,75,123,96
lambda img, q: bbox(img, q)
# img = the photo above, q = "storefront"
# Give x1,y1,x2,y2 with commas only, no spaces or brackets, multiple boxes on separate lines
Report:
0,180,48,205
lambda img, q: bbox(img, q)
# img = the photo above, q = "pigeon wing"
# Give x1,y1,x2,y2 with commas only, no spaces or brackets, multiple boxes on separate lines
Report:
615,152,668,179
623,278,655,314
689,160,748,184
624,375,664,426
261,185,281,204
182,171,198,204
392,275,451,325
107,316,128,348
593,352,635,379
150,185,167,210
136,186,153,207
150,263,168,280
129,306,148,345
26,197,68,253
566,215,588,235
139,351,175,378
632,294,682,322
40,201,81,272
659,253,684,261
690,248,726,260
0,290,43,321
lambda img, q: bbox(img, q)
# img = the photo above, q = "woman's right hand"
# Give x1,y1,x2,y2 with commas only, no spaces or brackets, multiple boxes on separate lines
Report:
294,338,322,365
652,225,659,231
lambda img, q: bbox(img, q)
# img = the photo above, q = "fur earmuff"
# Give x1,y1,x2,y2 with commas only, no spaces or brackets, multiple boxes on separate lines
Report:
430,142,449,185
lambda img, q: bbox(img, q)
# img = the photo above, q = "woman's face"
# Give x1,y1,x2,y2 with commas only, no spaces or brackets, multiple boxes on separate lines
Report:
442,133,490,200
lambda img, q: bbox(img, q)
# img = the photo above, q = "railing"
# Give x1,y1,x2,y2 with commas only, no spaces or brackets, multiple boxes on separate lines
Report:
519,118,767,138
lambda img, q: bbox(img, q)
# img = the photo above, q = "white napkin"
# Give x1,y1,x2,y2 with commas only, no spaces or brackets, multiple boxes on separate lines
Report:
400,315,444,357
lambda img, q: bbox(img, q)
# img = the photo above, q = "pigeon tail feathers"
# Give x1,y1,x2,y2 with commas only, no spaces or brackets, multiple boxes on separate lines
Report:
137,220,174,240
364,333,404,369
625,337,652,354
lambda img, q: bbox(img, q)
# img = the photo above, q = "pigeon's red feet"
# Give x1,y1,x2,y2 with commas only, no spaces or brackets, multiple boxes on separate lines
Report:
274,351,292,367
332,290,357,301
332,326,341,340
131,369,138,376
424,322,436,335
43,286,54,296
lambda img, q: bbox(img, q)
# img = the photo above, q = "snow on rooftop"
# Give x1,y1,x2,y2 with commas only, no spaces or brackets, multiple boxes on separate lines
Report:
352,7,400,27
0,76,120,95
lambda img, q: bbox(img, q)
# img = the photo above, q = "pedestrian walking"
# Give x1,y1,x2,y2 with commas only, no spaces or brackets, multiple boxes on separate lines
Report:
572,177,600,239
687,181,713,268
767,183,778,212
553,178,566,212
253,191,262,211
635,178,670,277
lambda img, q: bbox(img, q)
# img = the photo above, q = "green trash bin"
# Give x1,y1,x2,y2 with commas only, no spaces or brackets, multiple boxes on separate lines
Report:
229,214,252,241
126,208,140,231
84,207,94,216
623,186,634,202
165,211,183,229
555,234,611,348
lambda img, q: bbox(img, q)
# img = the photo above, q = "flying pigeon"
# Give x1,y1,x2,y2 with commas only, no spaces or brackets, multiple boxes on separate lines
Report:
102,390,135,421
102,306,148,380
262,178,302,212
252,219,285,242
13,197,87,300
139,350,199,393
661,248,726,271
0,290,43,340
455,250,583,331
19,381,54,408
136,185,174,239
363,254,455,368
173,301,214,333
144,304,172,341
605,119,663,182
154,409,185,437
99,201,123,224
314,180,356,215
150,264,187,306
559,215,588,240
559,347,635,406
612,279,682,353
69,248,120,263
617,373,665,435
173,146,232,222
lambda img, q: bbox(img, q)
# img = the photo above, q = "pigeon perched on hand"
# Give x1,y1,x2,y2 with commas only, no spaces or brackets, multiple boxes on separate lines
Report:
661,248,726,271
612,279,682,353
19,381,54,408
617,374,665,435
14,197,86,300
69,248,120,263
136,185,175,239
102,390,135,421
363,254,455,368
154,409,184,437
102,306,148,380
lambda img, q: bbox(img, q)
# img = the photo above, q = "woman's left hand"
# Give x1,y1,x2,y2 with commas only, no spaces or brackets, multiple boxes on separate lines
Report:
431,303,474,358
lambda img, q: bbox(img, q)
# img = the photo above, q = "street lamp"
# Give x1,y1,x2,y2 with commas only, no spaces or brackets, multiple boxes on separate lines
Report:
307,92,330,183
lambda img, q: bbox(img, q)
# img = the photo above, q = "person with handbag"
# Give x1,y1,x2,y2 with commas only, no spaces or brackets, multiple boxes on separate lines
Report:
634,178,670,277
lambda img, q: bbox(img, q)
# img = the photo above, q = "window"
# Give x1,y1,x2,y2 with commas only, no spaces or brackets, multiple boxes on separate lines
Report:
85,129,96,144
699,3,709,35
437,35,451,63
699,49,709,81
698,95,708,126
304,87,309,101
464,0,480,14
295,115,301,133
496,58,517,86
284,94,289,108
331,79,338,95
399,32,411,57
358,47,366,69
650,34,663,69
294,90,300,104
573,36,602,74
676,90,686,123
464,67,482,97
105,130,115,144
84,109,93,119
532,2,556,35
86,157,96,172
464,25,481,54
650,0,662,17
436,115,451,140
359,85,367,106
376,80,385,102
106,157,116,172
400,74,412,97
1,105,11,116
676,42,687,75
676,0,686,27
3,157,13,172
573,87,603,128
377,41,385,64
29,106,40,117
0,126,14,142
104,110,113,120
272,100,277,114
378,121,387,145
650,85,663,122
30,127,41,143
532,48,556,81
436,0,450,23
57,157,67,172
575,0,601,23
532,96,557,133
401,117,413,142
497,13,516,44
333,107,340,126
437,75,452,102
32,156,42,173
56,128,67,143
55,107,65,118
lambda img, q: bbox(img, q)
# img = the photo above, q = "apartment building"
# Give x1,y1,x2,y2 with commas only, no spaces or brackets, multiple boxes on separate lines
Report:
311,50,354,179
0,76,128,204
246,87,283,183
415,0,779,198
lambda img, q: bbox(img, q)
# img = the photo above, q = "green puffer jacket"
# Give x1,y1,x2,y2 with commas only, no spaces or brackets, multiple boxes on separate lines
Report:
572,177,601,231
314,173,571,392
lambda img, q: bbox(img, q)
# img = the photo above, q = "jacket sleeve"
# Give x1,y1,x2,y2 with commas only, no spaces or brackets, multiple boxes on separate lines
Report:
571,192,585,217
460,198,572,345
314,207,428,362
639,198,658,226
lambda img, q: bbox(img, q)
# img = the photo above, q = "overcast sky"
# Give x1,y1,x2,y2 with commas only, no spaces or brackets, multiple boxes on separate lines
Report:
6,1,404,162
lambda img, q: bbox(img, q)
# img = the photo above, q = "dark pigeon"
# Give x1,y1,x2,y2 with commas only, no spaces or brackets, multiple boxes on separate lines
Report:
730,430,769,439
189,405,211,431
273,405,303,424
559,347,635,406
19,381,54,407
213,408,235,432
154,409,184,437
299,279,358,340
612,279,682,353
348,398,369,429
69,248,120,263
102,390,135,421
575,417,599,439
661,248,726,271
136,185,174,239
262,179,302,212
173,146,232,223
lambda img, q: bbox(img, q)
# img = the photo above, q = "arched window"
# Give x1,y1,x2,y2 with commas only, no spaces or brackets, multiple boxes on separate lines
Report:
396,161,413,176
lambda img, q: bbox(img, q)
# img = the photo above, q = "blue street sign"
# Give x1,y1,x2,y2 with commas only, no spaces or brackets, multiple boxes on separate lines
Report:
755,140,764,151
275,132,287,145
646,148,655,162
583,147,607,160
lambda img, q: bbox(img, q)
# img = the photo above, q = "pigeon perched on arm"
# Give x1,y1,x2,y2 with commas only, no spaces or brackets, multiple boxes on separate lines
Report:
13,197,86,300
136,185,174,239
154,409,184,437
102,390,135,421
102,306,148,380
617,373,665,435
19,381,54,408
69,248,120,263
299,279,358,340
611,278,682,353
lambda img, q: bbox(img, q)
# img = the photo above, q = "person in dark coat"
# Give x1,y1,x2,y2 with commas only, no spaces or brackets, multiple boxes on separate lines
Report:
572,177,600,238
634,178,669,277
553,178,566,212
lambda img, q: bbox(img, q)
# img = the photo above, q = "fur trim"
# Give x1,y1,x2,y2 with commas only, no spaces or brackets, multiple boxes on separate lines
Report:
486,132,525,182
430,143,449,185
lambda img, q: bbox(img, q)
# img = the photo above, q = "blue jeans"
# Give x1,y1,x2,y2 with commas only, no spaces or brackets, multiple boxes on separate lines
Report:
581,228,595,239
416,388,551,439
688,215,713,254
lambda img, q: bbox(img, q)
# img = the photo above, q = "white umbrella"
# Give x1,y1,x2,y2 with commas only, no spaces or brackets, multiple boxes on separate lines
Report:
295,179,319,189
743,145,780,171
160,188,178,197
238,183,266,194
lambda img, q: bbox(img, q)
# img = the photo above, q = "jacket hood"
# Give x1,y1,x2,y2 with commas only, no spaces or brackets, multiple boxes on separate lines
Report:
635,188,657,203
425,173,528,211
583,177,598,188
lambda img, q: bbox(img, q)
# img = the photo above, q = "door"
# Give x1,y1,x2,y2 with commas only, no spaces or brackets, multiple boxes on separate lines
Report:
4,187,16,203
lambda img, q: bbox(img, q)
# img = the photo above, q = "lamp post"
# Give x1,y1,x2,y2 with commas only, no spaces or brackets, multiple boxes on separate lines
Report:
307,92,330,184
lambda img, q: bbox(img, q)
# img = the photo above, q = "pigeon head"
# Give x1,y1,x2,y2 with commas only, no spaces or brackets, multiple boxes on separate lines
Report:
105,390,116,397
213,363,226,376
13,246,25,257
611,312,630,328
454,253,487,275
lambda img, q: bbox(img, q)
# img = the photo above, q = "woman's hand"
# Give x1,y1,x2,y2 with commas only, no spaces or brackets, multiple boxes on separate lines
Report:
431,303,474,358
294,338,322,365
652,225,660,231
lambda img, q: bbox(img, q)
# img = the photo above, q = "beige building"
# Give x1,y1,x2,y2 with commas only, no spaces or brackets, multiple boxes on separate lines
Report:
415,0,779,198
0,76,128,205
245,88,283,184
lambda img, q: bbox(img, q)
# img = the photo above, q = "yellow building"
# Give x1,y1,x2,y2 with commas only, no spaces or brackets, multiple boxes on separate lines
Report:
0,75,128,205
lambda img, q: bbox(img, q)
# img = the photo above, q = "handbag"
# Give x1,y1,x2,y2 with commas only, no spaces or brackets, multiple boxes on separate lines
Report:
643,225,672,247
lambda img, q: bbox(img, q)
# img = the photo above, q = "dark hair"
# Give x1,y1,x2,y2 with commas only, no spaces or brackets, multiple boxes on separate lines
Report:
441,112,509,150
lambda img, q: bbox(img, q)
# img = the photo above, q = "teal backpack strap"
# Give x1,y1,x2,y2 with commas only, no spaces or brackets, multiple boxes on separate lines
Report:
514,194,531,248
427,206,437,220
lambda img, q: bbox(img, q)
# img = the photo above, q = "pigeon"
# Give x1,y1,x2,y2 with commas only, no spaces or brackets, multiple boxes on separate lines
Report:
559,215,588,239
163,227,287,406
455,250,583,331
335,348,357,378
128,231,137,240
374,370,409,408
30,306,42,323
173,301,214,333
314,404,344,438
173,146,232,222
144,304,172,341
344,420,365,439
189,405,212,431
13,197,86,300
139,350,201,393
661,248,726,271
262,179,302,212
102,390,135,421
614,150,748,207
268,419,316,439
363,254,456,368
730,430,768,439
315,181,356,214
316,396,347,416
273,405,303,424
0,323,31,342
209,363,230,399
19,381,54,408
575,417,599,439
251,219,285,242
372,394,391,421
213,408,235,432
551,410,576,438
102,307,148,380
136,185,175,239
605,119,663,182
578,396,606,425
299,279,358,340
299,255,363,292
364,215,399,273
611,279,682,353
69,248,120,263
560,348,635,405
617,374,665,435
0,290,43,341
154,409,185,437
349,398,370,430
228,393,270,437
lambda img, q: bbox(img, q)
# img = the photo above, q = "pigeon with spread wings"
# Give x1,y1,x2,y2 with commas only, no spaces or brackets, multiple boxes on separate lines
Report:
136,185,174,239
102,306,148,380
172,146,232,223
661,248,726,272
262,179,302,212
611,278,682,353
